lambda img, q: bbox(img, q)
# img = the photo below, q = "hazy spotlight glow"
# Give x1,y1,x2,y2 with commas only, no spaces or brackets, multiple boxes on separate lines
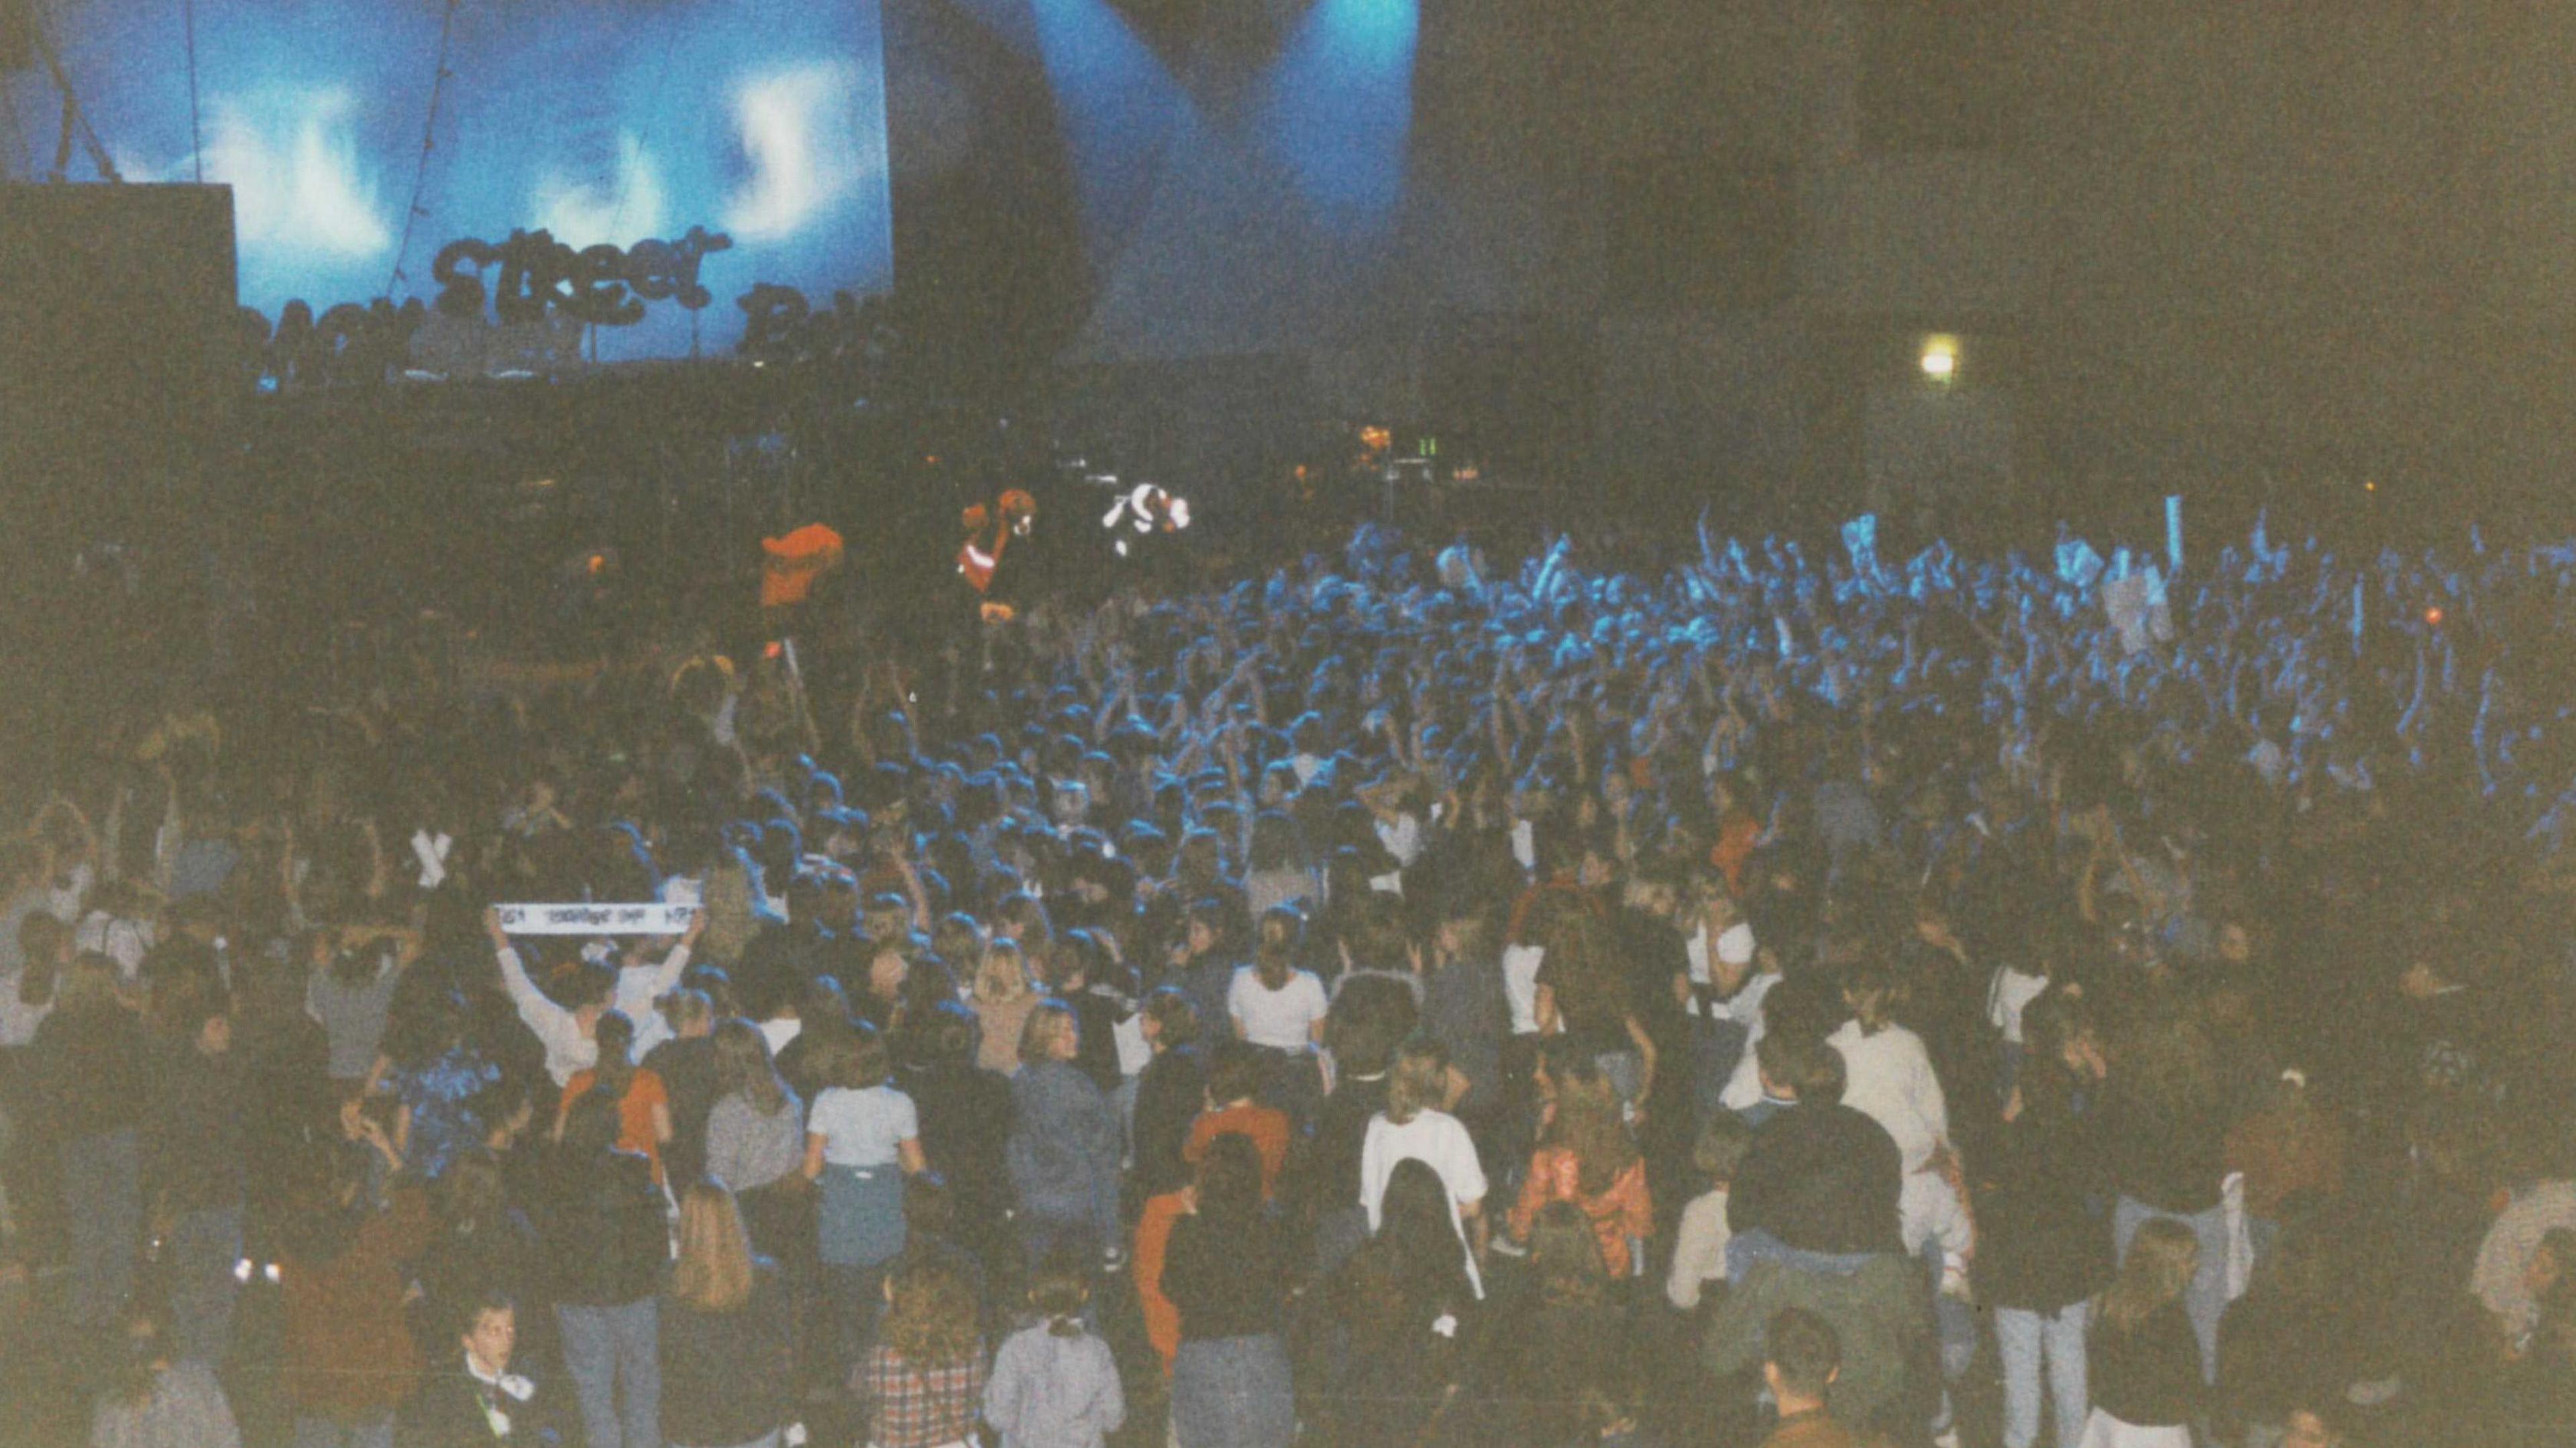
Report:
534,132,668,249
725,63,866,241
1026,0,1191,265
206,90,390,258
1921,336,1960,381
1254,0,1418,228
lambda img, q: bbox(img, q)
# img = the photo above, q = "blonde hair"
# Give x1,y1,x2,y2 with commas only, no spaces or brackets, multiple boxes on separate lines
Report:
1384,1038,1450,1126
672,1180,756,1313
974,938,1031,1005
2102,1217,2200,1333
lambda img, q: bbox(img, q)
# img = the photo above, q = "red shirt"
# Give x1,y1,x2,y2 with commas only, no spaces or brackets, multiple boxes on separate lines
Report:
1185,1103,1290,1200
859,1343,988,1448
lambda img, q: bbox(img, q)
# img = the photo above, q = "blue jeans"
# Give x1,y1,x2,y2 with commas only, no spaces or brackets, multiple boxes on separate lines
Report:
61,1127,140,1329
1996,1301,2089,1448
290,1414,392,1448
1724,1229,1878,1284
164,1203,243,1366
557,1298,661,1448
1921,1238,1976,1382
2114,1195,2229,1384
1172,1333,1295,1448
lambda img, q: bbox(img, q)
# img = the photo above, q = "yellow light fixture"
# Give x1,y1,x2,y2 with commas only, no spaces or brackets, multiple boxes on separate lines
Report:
1919,335,1959,382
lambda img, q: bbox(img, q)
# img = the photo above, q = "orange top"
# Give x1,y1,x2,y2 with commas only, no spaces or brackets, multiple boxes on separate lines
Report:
760,522,845,608
1185,1103,1291,1200
561,1068,670,1183
1508,1146,1652,1278
1711,811,1761,896
1133,1190,1190,1370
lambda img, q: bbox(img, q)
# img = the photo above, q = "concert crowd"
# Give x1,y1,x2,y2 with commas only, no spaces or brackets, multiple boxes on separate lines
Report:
4,510,2574,1448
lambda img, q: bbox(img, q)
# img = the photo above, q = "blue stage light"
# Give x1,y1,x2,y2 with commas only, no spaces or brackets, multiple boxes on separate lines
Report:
1025,0,1193,266
1254,0,1418,229
3,0,894,361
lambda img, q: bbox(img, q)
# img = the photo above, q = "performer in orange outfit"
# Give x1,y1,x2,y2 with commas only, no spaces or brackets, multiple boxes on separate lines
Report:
958,488,1037,622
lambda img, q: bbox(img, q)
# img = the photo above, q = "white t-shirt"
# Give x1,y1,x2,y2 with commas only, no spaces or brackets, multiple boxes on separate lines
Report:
76,911,153,981
1828,1019,1949,1172
0,973,52,1049
1987,966,2051,1046
1716,971,1782,1111
1230,966,1328,1049
1112,1012,1153,1078
759,1016,803,1058
610,944,693,1059
1682,921,1758,1010
1375,814,1423,868
45,862,93,924
1666,1187,1731,1311
1501,944,1546,1036
1359,1109,1489,1298
808,1084,919,1168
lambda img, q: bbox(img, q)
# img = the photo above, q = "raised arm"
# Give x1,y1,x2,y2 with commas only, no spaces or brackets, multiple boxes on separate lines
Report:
485,907,576,1042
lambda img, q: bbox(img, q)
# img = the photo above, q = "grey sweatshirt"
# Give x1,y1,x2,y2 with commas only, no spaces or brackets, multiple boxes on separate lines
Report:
984,1323,1126,1448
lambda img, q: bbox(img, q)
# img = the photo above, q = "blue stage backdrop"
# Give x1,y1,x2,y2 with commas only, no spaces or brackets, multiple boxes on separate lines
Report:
3,0,893,360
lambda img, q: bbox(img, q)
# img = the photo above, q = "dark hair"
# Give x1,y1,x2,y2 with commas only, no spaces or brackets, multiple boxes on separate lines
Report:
434,1148,511,1237
1193,1131,1265,1228
15,913,66,1006
561,1089,625,1159
1207,1041,1264,1106
835,1018,893,1089
1529,1199,1609,1305
1254,905,1301,989
1142,987,1201,1048
455,1287,518,1354
1377,1158,1474,1309
1693,1110,1754,1185
907,997,979,1068
1029,1257,1093,1338
1756,1030,1844,1104
903,1171,955,1240
282,1140,378,1264
564,959,617,1010
150,972,230,1044
590,1009,638,1103
1324,973,1418,1076
1765,1306,1841,1400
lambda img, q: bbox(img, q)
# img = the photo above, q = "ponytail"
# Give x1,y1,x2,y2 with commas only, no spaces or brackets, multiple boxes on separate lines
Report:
1029,1264,1091,1338
592,1009,639,1103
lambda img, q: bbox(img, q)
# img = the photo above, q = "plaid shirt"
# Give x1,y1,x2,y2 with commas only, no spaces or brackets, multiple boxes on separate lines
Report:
858,1343,988,1448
